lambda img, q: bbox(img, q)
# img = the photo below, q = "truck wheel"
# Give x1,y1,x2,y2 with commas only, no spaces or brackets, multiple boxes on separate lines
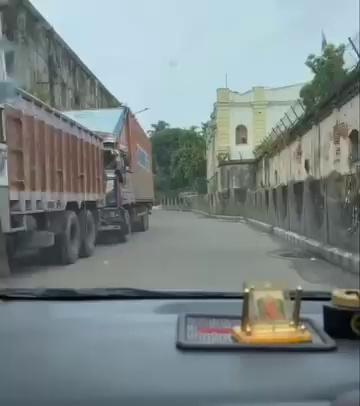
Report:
116,210,131,243
124,210,132,236
79,210,96,258
55,210,81,265
139,209,149,232
0,232,13,275
116,230,127,243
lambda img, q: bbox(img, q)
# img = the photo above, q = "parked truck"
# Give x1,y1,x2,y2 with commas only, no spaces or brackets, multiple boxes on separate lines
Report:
0,83,153,275
64,107,154,238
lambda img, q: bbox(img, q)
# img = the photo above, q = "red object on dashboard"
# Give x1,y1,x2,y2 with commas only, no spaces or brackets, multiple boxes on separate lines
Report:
198,327,233,335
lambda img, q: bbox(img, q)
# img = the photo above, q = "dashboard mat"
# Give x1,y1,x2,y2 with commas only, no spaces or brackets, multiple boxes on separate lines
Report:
177,314,336,351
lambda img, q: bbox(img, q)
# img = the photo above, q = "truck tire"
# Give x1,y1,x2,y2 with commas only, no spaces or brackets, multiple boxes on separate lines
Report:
55,210,81,265
79,210,96,258
0,230,12,276
124,209,132,236
116,210,131,243
138,208,149,232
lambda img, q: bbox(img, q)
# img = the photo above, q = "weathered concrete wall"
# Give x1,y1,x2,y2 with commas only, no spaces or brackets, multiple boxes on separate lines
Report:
212,161,256,215
218,161,256,190
256,93,360,188
197,87,360,257
190,168,359,258
0,0,120,110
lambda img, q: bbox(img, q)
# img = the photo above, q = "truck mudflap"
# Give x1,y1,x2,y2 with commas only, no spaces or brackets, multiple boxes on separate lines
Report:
0,224,10,277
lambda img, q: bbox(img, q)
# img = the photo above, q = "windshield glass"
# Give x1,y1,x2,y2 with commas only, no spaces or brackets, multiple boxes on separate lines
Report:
0,0,359,293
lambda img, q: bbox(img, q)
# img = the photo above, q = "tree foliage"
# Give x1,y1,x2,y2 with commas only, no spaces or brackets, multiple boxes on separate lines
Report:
150,121,206,194
170,132,206,188
300,44,347,111
149,120,170,135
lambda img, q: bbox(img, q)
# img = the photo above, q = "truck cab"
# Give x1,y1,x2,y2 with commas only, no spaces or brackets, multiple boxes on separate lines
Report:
99,139,135,239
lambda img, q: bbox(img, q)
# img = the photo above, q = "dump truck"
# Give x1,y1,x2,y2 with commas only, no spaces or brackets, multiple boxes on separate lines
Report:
0,83,153,275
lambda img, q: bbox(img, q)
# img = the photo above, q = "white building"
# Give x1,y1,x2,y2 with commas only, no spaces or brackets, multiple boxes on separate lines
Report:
206,84,303,191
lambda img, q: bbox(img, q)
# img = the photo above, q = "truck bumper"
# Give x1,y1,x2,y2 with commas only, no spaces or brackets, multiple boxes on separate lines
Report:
99,207,125,232
98,224,122,232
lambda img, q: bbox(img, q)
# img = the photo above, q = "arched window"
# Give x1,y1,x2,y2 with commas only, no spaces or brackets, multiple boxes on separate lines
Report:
235,125,248,145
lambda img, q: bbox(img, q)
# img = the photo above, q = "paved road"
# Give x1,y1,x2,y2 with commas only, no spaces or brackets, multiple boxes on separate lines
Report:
1,210,358,290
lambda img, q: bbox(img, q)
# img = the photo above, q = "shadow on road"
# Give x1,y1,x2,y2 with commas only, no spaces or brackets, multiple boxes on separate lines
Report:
7,236,128,276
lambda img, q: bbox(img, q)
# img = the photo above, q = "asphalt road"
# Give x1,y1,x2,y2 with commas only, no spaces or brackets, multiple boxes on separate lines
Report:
1,209,358,290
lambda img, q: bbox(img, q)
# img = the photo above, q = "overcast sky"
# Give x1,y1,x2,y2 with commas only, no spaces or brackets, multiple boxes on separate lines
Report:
31,0,359,130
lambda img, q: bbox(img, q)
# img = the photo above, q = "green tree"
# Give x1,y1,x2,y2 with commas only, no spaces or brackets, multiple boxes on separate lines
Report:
170,130,206,189
151,128,181,172
149,120,170,135
201,121,209,136
151,125,206,194
300,43,347,111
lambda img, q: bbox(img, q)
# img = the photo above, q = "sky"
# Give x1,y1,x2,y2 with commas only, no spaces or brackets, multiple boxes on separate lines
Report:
30,0,359,131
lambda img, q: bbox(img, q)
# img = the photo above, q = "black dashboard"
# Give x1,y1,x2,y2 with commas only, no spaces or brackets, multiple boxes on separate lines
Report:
1,298,359,405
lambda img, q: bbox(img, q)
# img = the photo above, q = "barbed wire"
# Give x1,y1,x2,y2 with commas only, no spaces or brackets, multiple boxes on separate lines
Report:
344,31,360,70
266,32,359,145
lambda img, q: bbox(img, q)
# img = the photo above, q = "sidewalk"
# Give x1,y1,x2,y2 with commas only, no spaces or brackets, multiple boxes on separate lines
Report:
191,209,359,275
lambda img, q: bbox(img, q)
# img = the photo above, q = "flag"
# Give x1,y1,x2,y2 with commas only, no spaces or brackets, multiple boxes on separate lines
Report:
321,30,327,52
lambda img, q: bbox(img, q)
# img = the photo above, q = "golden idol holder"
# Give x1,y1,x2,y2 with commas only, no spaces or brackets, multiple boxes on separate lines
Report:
232,284,313,345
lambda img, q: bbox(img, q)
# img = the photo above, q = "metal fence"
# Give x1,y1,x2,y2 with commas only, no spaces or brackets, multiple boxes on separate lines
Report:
344,31,360,70
268,100,306,143
160,195,193,211
265,32,359,145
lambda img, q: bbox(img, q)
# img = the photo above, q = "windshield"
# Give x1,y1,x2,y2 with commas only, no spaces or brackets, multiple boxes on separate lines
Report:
0,0,359,294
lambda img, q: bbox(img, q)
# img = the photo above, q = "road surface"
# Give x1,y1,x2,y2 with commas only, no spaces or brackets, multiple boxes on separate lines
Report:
1,210,358,290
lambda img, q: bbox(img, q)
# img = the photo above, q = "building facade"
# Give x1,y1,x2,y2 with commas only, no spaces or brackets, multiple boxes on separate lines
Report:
206,83,303,192
256,93,360,189
0,0,120,110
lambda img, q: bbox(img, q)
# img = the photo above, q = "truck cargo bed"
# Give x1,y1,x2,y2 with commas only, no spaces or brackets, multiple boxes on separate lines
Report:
127,111,154,203
2,89,104,215
65,108,154,205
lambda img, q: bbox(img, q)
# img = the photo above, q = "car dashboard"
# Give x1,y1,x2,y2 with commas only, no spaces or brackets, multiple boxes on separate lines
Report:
1,297,359,405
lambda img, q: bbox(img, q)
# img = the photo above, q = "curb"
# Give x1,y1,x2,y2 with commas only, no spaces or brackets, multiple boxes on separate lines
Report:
161,206,191,212
272,226,359,275
189,209,359,275
246,218,274,233
191,209,211,217
192,209,244,222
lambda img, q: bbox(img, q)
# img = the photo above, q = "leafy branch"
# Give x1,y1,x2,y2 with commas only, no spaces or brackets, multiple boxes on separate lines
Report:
254,43,357,159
